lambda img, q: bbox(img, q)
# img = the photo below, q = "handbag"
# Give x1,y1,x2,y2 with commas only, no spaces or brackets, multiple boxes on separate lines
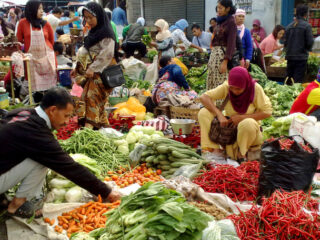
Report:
88,50,125,89
209,95,238,146
220,35,243,70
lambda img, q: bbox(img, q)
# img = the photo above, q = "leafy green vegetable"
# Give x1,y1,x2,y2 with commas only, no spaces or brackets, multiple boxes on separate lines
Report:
307,54,320,77
185,65,207,94
71,154,102,177
94,182,212,240
147,49,158,62
71,232,95,240
142,35,152,46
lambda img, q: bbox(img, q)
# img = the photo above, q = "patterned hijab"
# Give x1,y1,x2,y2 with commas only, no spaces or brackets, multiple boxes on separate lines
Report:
228,67,256,114
82,2,115,50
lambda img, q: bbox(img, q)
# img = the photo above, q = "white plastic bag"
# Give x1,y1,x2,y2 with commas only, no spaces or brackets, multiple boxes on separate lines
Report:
121,56,147,81
202,220,240,240
289,113,319,150
144,55,158,84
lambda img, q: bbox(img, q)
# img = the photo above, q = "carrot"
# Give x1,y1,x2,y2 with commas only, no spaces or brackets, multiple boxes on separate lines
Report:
97,194,102,203
50,219,55,226
44,217,50,224
62,224,68,230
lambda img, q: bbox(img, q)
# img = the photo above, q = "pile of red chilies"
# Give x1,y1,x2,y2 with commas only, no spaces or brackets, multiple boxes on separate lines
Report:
228,190,320,240
193,161,260,202
268,137,313,153
56,117,79,140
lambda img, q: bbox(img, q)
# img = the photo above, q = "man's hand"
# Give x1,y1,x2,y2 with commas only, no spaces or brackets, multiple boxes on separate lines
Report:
106,191,121,203
70,69,77,78
219,60,228,74
72,16,80,22
230,115,245,126
85,68,94,78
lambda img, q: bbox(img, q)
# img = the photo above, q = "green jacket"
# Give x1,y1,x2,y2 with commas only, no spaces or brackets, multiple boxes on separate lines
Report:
123,23,147,43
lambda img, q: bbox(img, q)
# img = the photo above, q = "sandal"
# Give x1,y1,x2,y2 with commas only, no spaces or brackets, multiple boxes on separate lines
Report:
7,200,43,219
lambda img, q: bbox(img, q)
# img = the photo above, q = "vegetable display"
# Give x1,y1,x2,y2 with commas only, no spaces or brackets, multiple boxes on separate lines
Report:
193,161,260,202
93,182,213,240
138,137,206,179
185,65,207,94
262,114,294,139
141,35,152,46
307,53,320,77
56,117,79,140
228,190,320,240
267,137,313,153
104,163,162,187
59,128,129,174
50,197,120,238
112,97,147,121
146,49,158,61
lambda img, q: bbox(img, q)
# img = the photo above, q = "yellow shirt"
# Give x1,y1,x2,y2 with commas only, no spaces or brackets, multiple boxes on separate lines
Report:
204,81,273,117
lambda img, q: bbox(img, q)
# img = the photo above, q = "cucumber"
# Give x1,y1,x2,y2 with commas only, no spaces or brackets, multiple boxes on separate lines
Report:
152,138,191,149
146,156,155,163
171,151,190,159
168,168,179,174
159,161,171,166
170,162,188,168
156,145,170,154
158,154,167,161
153,158,159,164
142,150,154,157
169,147,202,159
176,158,203,164
160,165,171,171
146,163,152,168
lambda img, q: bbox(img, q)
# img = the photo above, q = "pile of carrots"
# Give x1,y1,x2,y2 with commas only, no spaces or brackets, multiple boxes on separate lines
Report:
44,196,120,238
104,164,162,188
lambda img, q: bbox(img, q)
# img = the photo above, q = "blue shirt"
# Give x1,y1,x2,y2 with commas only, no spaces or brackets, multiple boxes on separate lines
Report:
112,7,128,26
192,31,212,52
159,64,189,90
238,28,253,61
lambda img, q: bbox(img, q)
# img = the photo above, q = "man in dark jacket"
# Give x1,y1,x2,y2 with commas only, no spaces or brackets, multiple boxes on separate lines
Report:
284,4,314,83
0,87,119,218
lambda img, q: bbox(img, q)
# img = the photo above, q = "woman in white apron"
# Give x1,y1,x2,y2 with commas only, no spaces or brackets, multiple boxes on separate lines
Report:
17,0,56,93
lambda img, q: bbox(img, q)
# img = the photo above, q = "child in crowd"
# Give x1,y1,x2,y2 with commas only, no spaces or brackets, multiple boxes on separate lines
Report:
53,42,72,66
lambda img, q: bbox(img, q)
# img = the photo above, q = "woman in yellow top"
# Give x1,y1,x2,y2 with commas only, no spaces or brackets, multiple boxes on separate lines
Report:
198,67,272,161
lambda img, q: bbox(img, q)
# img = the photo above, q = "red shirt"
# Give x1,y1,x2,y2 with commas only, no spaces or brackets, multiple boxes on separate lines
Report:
16,18,54,53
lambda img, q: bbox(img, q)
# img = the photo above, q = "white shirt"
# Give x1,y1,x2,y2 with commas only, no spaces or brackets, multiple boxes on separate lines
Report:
171,29,191,48
47,14,61,33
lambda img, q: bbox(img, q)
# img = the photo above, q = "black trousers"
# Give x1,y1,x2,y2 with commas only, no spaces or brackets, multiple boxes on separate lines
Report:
310,108,320,121
122,42,147,58
287,59,307,83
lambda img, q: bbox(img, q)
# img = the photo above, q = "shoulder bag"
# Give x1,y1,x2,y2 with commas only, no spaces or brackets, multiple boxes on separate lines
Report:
88,50,125,89
209,95,238,146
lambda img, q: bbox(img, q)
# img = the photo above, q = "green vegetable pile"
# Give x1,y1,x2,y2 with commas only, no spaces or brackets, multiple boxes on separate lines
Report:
146,49,158,62
185,65,207,94
124,74,151,89
87,182,213,240
250,64,303,117
307,54,320,77
139,137,206,179
262,115,295,140
141,35,152,46
59,128,129,174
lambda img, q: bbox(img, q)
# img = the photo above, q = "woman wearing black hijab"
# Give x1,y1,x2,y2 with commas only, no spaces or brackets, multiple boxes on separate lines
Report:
17,0,56,93
72,2,116,129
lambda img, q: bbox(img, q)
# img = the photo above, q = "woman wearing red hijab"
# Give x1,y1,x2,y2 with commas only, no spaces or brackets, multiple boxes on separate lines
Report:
198,67,272,161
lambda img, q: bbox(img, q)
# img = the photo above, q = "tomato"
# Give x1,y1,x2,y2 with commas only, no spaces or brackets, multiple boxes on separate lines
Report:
107,171,114,175
112,175,119,181
156,169,162,175
120,184,125,188
144,172,150,177
104,177,111,181
117,170,123,174
133,169,138,174
128,178,134,184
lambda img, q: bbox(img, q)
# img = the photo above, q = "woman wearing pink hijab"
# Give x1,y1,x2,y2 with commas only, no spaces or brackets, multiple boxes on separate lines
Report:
198,67,272,161
251,19,266,44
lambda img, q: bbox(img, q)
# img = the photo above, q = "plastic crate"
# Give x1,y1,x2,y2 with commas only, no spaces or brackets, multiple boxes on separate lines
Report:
0,92,9,108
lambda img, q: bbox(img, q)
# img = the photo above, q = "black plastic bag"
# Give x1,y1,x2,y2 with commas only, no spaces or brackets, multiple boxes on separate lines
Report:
258,136,319,198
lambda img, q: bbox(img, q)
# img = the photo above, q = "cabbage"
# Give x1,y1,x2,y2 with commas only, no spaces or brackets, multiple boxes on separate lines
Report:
71,154,102,177
50,178,75,189
151,133,162,140
65,186,83,203
155,131,164,137
126,132,137,144
118,144,129,155
51,188,66,202
140,126,156,135
114,139,128,147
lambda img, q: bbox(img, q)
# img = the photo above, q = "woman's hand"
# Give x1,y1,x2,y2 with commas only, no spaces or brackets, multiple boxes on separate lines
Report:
245,60,250,69
150,42,157,47
230,115,244,126
217,114,229,127
85,68,94,78
219,60,228,74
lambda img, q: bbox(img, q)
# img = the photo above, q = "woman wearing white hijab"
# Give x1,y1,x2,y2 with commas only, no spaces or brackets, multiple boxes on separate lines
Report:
122,17,148,58
150,19,174,58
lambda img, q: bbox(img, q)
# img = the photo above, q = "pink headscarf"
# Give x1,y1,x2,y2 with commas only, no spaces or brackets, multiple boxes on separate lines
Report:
235,9,246,39
251,19,266,41
228,67,256,114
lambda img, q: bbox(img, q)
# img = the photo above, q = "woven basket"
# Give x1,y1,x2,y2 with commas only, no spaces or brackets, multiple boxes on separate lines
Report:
154,106,171,118
170,106,200,125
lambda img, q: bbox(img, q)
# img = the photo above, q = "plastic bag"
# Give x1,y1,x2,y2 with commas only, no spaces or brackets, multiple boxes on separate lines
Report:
144,55,158,84
172,163,201,179
258,136,319,198
129,144,147,167
121,57,147,81
202,220,240,240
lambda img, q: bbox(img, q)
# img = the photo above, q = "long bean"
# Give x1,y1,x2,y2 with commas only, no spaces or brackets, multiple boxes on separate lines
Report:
59,128,129,174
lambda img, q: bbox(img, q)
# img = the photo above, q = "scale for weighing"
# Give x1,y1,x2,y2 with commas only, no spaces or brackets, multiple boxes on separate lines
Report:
106,107,136,132
170,119,200,148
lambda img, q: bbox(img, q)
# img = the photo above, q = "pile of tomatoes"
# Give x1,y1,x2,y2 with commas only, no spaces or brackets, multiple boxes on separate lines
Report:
104,164,163,188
